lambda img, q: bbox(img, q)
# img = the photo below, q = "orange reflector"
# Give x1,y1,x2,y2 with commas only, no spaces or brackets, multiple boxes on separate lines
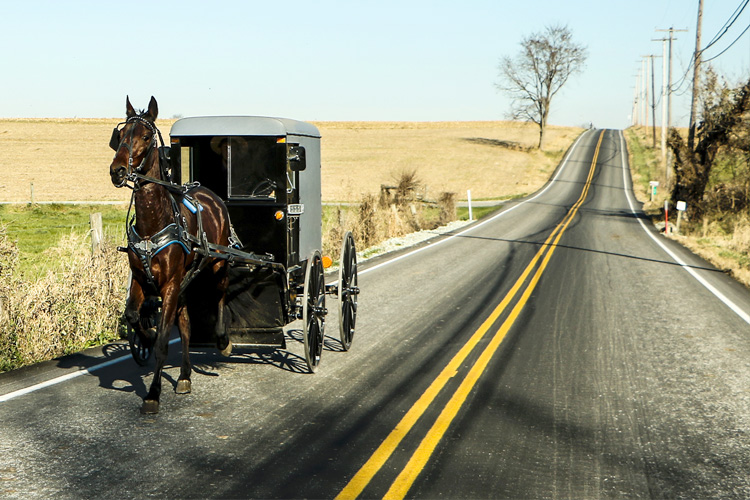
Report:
322,256,333,269
274,211,284,220
276,137,286,143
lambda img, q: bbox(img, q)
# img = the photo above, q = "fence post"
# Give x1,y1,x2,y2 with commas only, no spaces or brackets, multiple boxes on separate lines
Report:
90,213,103,254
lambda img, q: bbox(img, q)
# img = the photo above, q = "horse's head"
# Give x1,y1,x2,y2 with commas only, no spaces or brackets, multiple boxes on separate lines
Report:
109,96,160,187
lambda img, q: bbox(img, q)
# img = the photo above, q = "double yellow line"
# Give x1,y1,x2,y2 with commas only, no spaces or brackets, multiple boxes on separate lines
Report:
337,131,605,500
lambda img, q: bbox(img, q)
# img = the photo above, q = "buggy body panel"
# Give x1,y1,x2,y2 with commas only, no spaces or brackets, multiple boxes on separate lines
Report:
169,116,322,345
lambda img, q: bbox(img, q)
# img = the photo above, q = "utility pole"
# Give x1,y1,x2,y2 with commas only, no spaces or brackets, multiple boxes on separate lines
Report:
652,36,669,163
642,58,648,128
655,26,687,181
632,73,640,126
650,55,658,147
634,67,642,125
642,54,661,147
656,27,688,130
688,0,703,152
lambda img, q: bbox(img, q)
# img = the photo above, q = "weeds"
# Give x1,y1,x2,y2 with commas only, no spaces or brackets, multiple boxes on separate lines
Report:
626,126,750,288
0,229,128,372
322,171,457,259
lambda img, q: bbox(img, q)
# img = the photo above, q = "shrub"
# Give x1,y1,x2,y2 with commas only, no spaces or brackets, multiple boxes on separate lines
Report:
322,171,457,262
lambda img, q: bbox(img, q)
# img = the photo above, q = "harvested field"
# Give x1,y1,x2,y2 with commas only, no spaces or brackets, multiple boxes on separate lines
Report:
0,119,582,203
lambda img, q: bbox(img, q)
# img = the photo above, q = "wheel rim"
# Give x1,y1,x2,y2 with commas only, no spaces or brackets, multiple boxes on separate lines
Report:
128,325,153,366
338,232,358,351
303,252,326,372
128,299,158,366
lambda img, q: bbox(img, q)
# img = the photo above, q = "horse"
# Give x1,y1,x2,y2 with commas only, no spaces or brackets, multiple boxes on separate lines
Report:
109,96,232,414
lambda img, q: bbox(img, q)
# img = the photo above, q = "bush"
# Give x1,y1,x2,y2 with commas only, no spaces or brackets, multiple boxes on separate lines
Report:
322,171,457,261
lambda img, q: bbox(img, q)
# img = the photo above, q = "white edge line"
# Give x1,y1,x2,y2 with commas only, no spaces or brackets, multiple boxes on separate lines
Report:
1,130,595,403
0,338,180,403
360,129,594,276
618,131,750,325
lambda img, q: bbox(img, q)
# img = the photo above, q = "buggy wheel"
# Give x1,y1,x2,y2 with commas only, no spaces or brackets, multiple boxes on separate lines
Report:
338,231,359,351
303,251,326,373
128,299,159,366
127,324,153,366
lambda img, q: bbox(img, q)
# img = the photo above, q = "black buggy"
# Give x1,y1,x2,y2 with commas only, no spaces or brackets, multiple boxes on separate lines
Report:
127,116,359,373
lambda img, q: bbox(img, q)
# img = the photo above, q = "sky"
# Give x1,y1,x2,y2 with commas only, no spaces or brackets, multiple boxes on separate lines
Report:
0,0,748,130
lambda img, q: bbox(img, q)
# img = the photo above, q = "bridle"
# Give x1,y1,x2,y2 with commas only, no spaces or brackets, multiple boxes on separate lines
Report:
110,115,168,189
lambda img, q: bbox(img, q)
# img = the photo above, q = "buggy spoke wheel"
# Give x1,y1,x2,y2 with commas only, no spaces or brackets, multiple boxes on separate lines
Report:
303,251,326,372
128,324,153,366
128,299,159,366
338,231,358,351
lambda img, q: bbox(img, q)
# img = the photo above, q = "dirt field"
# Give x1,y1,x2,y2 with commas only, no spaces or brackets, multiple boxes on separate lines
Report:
0,118,582,203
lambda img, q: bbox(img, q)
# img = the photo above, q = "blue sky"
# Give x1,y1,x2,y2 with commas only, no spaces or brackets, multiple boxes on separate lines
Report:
0,0,748,129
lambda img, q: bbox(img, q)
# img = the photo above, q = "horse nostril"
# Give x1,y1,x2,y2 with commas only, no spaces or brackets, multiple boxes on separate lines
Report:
111,165,127,186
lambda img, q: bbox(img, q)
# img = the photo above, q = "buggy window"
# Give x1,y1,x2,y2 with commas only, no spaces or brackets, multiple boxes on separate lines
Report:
174,135,287,201
227,136,286,199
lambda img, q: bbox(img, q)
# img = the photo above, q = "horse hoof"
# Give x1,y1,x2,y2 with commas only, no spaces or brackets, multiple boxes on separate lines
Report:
219,340,233,357
176,379,192,394
141,399,159,414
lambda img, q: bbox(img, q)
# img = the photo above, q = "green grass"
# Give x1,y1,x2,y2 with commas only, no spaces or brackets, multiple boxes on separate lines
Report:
0,204,128,277
625,129,661,194
458,205,502,220
1,202,503,276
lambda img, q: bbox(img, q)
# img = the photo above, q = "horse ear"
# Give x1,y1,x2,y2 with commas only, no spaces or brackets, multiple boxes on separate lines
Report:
147,96,158,121
126,96,136,118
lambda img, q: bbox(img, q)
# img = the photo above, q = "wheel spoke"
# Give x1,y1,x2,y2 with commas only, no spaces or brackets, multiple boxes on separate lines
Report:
303,252,326,372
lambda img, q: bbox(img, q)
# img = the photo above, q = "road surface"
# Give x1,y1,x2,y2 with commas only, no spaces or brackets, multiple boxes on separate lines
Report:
2,129,750,498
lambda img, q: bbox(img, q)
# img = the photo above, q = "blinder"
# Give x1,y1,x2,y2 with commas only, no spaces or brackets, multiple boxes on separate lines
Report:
110,115,172,185
109,126,121,151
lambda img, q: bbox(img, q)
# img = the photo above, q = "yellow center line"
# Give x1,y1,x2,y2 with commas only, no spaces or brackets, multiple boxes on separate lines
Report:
385,132,604,498
336,131,604,500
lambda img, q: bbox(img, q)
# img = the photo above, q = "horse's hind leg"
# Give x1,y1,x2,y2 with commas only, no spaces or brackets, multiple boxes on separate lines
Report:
214,261,232,357
175,303,192,395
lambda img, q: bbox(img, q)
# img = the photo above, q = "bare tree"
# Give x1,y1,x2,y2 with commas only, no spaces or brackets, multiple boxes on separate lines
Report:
497,25,587,150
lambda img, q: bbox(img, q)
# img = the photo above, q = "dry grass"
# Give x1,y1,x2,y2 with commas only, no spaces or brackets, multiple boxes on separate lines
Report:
0,118,581,203
0,229,129,371
0,118,176,202
316,121,581,202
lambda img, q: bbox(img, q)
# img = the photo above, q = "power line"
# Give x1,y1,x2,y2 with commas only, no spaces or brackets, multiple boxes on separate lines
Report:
666,0,750,95
702,0,750,51
703,22,750,62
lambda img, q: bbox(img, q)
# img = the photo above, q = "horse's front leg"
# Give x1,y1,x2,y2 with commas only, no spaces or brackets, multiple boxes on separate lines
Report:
124,274,147,341
141,281,179,415
175,303,192,395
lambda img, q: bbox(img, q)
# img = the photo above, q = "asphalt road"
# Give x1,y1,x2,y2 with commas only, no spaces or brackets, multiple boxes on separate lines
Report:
2,129,750,499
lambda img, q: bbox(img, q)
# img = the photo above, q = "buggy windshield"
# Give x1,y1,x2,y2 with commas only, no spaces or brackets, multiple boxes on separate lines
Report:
184,136,287,201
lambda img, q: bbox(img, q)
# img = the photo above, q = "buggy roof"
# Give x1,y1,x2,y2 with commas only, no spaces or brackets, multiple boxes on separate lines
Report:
170,116,320,139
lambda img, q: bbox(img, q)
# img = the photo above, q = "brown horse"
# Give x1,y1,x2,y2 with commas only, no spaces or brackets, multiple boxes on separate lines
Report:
110,96,231,414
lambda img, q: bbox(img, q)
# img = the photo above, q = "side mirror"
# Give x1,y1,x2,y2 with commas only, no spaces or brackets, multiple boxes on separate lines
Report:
288,145,306,172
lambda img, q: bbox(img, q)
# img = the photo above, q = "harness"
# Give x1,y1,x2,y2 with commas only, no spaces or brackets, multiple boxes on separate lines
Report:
124,191,206,294
113,115,240,294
